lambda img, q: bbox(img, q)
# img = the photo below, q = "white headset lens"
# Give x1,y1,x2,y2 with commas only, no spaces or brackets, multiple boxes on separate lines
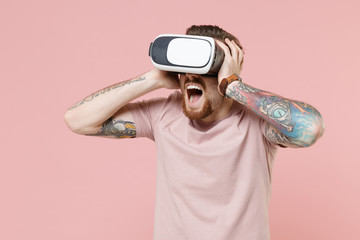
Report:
167,38,211,67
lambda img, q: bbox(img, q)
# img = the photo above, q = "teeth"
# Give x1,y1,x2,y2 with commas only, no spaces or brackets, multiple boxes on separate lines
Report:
187,85,201,90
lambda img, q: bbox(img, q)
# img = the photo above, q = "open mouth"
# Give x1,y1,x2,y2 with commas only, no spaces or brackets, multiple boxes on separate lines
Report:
187,84,203,105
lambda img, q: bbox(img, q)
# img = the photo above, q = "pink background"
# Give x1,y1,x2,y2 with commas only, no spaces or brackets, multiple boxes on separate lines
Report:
0,0,359,239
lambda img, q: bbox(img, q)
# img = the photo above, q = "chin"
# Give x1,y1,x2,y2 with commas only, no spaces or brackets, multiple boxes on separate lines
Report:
182,95,213,120
179,74,224,120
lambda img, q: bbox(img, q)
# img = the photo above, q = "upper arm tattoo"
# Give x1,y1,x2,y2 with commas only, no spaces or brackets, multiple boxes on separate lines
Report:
87,117,136,138
265,123,302,148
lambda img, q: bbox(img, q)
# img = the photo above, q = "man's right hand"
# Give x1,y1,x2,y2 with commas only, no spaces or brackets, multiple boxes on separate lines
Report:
147,68,180,90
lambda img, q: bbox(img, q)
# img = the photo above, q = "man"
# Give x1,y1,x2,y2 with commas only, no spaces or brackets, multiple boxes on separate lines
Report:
65,25,324,240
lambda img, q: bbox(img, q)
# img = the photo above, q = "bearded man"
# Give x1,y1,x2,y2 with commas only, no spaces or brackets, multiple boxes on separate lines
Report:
65,25,324,240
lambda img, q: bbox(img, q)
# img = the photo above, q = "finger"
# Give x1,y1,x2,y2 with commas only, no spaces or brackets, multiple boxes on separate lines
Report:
238,47,244,62
226,39,239,59
231,42,244,65
229,40,244,61
216,39,231,57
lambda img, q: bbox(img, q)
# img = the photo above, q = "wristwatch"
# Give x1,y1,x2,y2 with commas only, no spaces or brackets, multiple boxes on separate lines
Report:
219,73,242,96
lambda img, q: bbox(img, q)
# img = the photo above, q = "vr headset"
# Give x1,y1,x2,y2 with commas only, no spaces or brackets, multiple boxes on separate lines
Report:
149,34,224,75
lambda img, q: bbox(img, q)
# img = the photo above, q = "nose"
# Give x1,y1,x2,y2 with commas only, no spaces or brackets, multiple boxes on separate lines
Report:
185,73,200,77
179,73,201,80
182,73,202,80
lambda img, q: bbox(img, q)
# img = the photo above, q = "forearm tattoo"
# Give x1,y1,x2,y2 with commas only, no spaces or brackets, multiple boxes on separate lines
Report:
265,124,287,143
87,117,136,138
69,76,146,110
227,83,259,105
258,97,293,132
265,123,302,147
227,81,324,147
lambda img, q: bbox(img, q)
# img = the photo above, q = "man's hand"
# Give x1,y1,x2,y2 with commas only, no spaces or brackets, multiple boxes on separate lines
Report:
216,38,244,85
147,68,180,90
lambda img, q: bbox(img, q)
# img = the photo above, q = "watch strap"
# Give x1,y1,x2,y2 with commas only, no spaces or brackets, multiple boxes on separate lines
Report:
219,73,242,96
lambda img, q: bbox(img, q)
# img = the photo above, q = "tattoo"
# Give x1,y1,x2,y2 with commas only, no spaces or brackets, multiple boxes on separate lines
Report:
265,124,289,144
293,100,322,118
286,101,324,146
226,82,260,105
69,76,146,110
258,97,294,132
227,87,248,105
87,118,136,138
236,82,260,93
226,81,324,147
265,124,301,147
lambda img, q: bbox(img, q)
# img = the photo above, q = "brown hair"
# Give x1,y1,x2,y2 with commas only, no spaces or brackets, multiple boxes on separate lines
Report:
185,25,243,50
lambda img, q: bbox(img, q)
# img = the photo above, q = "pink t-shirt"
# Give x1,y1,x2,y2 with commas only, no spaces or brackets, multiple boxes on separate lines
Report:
127,91,278,240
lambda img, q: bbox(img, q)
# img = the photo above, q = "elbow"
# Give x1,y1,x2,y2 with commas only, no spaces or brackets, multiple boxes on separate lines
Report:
310,122,325,146
64,110,80,134
64,110,93,135
295,122,325,148
309,118,325,146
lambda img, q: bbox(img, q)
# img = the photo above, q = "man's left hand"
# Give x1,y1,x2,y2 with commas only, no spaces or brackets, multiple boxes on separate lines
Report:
216,38,244,85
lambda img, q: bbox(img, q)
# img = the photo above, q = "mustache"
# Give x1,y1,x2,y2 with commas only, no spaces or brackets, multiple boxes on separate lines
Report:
184,75,206,90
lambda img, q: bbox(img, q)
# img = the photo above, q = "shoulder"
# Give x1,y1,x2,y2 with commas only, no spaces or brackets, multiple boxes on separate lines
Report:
127,91,182,121
128,91,181,110
125,91,183,139
149,90,182,106
154,90,182,111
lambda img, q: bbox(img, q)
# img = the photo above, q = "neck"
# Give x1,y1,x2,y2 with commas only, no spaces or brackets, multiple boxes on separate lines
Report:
200,98,233,123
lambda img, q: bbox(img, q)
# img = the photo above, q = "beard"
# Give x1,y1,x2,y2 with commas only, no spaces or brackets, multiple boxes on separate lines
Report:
182,94,213,120
181,75,224,120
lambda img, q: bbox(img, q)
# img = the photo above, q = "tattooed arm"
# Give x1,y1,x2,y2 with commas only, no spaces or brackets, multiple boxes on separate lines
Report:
226,81,324,147
64,68,179,138
216,38,324,148
87,117,137,139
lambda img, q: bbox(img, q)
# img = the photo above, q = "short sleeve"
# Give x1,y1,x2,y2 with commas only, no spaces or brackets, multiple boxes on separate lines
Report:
126,91,181,140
